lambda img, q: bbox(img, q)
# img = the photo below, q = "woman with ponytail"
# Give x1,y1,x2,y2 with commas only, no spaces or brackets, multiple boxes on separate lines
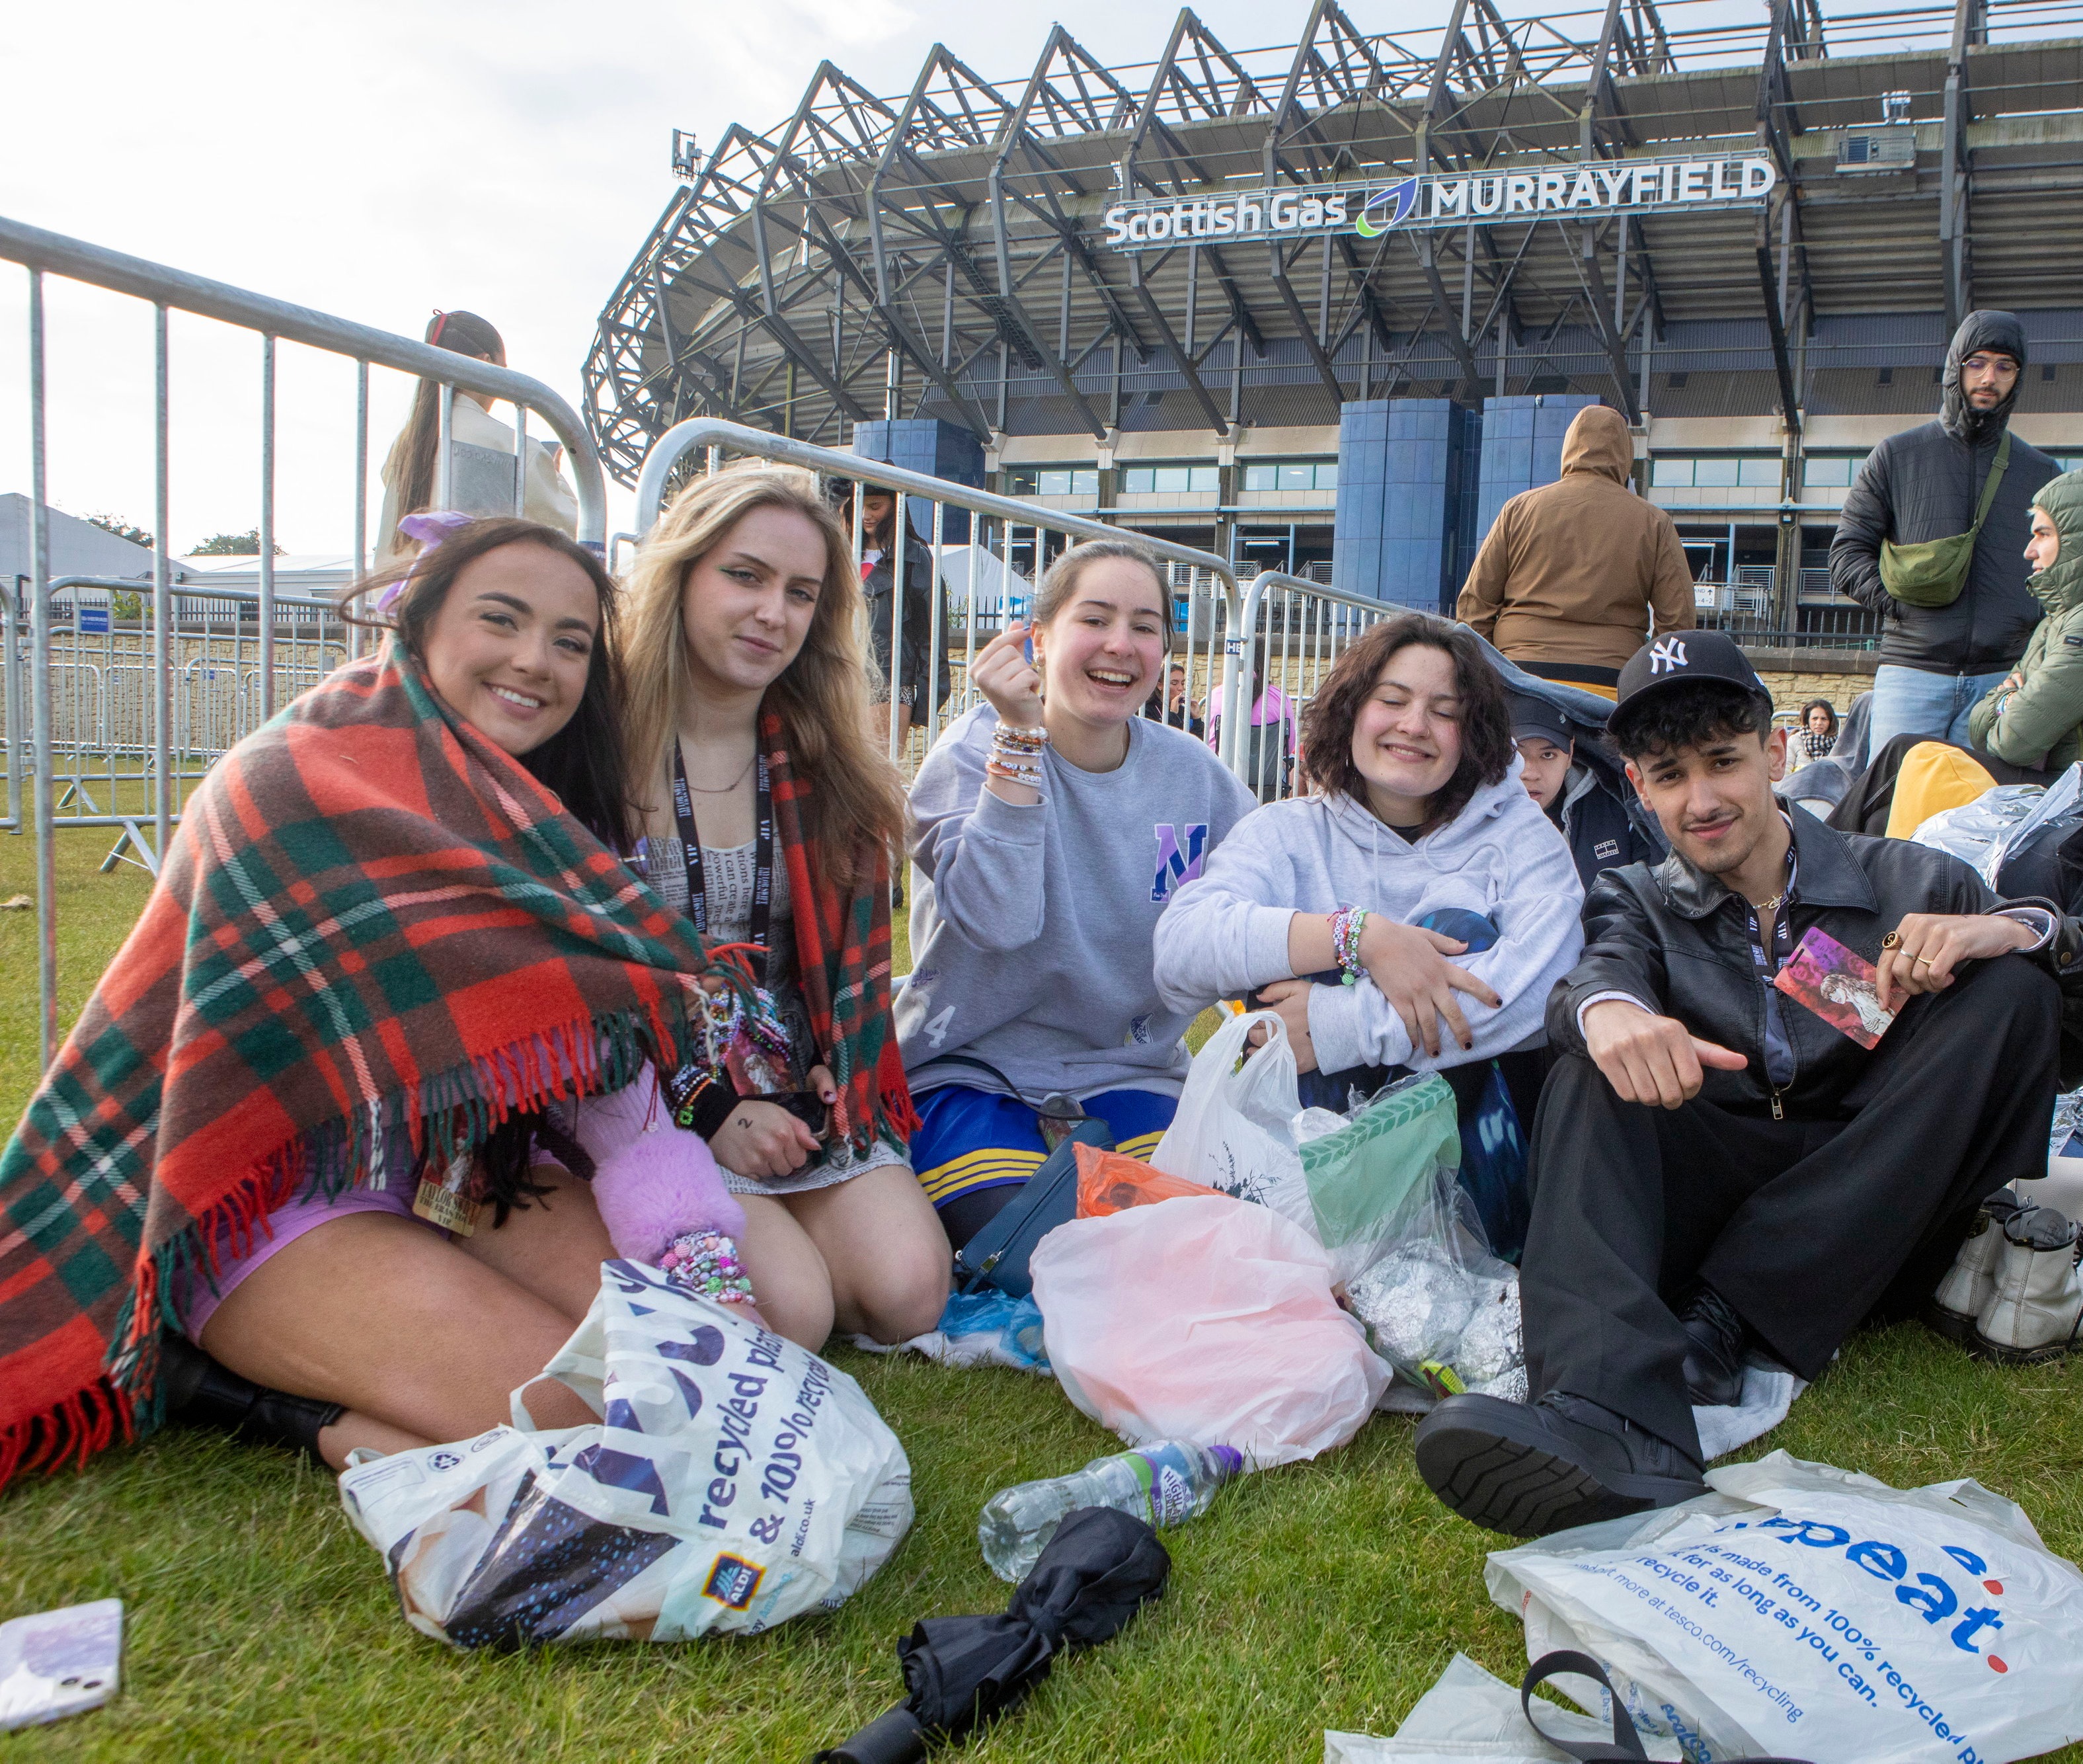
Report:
377,309,578,549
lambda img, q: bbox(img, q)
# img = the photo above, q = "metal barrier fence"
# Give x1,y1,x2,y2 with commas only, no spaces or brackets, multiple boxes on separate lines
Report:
1,212,611,1062
632,417,1265,780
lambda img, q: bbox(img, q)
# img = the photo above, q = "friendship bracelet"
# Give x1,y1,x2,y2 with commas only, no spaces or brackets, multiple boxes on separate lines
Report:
661,1230,756,1304
1329,905,1369,986
986,758,1044,789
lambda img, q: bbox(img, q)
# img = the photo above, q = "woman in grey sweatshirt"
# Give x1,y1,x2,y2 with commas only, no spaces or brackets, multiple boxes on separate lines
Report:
1153,614,1584,1252
900,539,1257,1250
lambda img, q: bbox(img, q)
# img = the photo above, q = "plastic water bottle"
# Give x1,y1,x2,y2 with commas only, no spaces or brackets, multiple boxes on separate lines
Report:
978,1440,1245,1582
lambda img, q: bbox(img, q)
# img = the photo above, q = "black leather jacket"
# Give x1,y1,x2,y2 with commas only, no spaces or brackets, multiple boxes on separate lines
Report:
1546,807,2061,1117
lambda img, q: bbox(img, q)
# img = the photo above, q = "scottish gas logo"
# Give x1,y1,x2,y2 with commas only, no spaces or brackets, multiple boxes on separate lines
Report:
1101,154,1776,251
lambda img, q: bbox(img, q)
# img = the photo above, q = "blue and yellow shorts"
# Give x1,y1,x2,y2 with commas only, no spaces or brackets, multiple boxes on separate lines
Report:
910,1084,1178,1210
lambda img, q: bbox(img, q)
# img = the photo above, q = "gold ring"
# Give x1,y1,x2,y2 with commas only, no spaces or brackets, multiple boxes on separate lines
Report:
1881,930,1903,950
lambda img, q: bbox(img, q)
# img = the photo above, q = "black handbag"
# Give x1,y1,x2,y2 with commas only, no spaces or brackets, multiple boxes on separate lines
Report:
949,1118,1114,1299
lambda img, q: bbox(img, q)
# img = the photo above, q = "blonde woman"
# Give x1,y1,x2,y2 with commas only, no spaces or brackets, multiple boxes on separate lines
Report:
590,465,948,1349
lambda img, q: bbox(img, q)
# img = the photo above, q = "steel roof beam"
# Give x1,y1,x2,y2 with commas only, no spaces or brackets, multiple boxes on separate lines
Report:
1267,235,1349,405
1941,0,1985,329
1127,252,1230,434
1411,233,1484,391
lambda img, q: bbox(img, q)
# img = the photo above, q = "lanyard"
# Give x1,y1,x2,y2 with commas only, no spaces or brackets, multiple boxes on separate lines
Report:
671,738,772,982
1740,830,1799,1097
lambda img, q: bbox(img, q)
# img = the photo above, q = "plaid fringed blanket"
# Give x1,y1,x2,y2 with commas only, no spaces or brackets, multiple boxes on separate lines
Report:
0,644,724,1489
763,709,919,1162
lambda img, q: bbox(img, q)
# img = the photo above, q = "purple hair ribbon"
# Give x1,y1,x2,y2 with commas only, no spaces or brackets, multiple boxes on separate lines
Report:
374,510,475,614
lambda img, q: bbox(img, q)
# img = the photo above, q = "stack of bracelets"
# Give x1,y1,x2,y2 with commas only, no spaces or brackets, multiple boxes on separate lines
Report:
661,1230,756,1305
1328,904,1370,985
986,721,1048,790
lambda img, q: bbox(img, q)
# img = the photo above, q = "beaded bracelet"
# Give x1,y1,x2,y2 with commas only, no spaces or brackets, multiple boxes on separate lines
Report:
660,1230,756,1304
986,721,1048,790
1329,905,1369,986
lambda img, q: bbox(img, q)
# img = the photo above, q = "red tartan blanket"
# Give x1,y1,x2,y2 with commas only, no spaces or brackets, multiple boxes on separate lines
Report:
0,645,726,1488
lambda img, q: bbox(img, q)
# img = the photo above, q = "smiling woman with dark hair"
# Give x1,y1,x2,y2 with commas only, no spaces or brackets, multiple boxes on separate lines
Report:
1153,612,1585,1254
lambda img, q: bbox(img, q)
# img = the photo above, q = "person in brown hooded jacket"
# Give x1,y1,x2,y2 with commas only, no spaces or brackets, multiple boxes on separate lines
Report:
1456,405,1696,698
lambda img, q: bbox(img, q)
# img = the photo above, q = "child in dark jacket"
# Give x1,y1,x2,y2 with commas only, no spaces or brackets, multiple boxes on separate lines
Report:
1508,692,1664,894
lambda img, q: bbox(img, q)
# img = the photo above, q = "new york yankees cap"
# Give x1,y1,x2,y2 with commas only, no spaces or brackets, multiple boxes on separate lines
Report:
1614,629,1773,723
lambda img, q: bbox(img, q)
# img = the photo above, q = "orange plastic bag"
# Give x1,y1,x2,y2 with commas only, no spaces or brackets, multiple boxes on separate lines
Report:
1074,1143,1219,1219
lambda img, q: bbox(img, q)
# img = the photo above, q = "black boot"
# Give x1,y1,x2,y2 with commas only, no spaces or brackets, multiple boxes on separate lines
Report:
1415,1390,1706,1538
1678,1284,1749,1408
159,1336,344,1464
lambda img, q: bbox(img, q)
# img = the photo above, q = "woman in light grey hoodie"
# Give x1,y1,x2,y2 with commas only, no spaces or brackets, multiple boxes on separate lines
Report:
1154,613,1585,1254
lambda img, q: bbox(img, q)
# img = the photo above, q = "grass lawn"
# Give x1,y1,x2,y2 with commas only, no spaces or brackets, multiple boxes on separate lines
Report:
3,828,2082,1761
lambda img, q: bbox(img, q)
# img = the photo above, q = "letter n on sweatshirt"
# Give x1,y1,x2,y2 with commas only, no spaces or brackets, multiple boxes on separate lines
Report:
1151,822,1210,902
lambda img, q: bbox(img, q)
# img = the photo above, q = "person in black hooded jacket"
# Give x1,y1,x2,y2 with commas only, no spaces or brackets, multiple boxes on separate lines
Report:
1831,310,2058,750
1508,690,1665,892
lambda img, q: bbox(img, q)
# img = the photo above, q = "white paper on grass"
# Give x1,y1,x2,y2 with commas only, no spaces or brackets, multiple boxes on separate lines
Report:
340,1260,912,1644
1485,1451,2083,1764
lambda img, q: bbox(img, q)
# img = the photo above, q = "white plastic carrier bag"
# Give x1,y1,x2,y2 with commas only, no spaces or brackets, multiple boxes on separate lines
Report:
1152,1010,1460,1281
1485,1451,2083,1764
339,1259,912,1646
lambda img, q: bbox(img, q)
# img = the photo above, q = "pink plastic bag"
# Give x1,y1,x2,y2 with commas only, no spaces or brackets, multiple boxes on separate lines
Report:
1030,1195,1389,1468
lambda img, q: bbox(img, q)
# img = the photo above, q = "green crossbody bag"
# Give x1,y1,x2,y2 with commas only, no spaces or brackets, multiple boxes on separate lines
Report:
1881,430,2012,608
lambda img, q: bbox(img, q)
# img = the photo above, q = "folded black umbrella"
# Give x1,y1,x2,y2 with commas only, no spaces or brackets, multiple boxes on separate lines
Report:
812,1506,1171,1763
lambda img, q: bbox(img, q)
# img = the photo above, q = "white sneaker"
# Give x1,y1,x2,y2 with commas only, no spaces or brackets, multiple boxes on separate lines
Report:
1930,1191,2025,1343
1973,1207,2083,1363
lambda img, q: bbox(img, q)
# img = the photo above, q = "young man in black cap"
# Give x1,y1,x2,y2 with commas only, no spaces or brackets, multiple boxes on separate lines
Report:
1417,630,2066,1538
1508,690,1663,894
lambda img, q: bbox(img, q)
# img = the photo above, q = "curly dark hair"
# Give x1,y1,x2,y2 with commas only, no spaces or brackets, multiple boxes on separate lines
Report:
1298,613,1513,827
1609,678,1774,760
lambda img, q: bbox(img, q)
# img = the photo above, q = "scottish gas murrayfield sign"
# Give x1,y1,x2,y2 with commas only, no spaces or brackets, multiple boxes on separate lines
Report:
1101,154,1776,251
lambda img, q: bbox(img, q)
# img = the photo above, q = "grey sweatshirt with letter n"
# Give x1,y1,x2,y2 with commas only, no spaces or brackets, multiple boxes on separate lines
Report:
899,705,1258,1101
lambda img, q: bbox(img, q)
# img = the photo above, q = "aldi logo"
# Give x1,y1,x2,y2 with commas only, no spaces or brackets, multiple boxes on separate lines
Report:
703,1553,765,1609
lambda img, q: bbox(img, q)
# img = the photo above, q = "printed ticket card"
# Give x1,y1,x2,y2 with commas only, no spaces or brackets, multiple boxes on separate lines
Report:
1772,926,1897,1049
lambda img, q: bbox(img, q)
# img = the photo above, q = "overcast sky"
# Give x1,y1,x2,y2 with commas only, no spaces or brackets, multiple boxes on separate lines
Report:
3,0,1383,561
5,0,1840,561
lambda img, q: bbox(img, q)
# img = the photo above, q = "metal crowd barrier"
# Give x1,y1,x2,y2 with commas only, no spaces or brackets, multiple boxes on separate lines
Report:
1,212,610,1064
633,417,1261,778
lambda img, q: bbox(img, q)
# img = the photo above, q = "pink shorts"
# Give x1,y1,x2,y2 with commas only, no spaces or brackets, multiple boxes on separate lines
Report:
176,1183,436,1346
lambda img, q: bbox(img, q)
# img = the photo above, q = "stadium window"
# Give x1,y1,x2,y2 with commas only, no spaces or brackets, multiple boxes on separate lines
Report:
1120,463,1218,495
1650,457,1694,488
1007,466,1099,497
1803,456,1857,487
1691,458,1741,488
1737,457,1781,488
1240,459,1337,492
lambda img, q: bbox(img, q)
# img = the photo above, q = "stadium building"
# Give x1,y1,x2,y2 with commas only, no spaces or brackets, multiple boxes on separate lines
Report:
588,0,2083,664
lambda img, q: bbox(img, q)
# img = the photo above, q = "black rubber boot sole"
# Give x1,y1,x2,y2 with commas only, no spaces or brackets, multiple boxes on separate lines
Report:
1923,1299,1981,1346
1415,1399,1707,1539
1967,1324,2082,1365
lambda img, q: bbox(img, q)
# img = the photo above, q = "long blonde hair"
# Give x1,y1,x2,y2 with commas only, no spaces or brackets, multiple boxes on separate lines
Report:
619,464,907,883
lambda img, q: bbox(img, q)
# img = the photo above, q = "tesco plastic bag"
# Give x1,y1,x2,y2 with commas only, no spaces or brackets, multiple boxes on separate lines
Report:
1485,1450,2083,1764
339,1260,912,1646
1152,1012,1462,1281
1031,1193,1389,1467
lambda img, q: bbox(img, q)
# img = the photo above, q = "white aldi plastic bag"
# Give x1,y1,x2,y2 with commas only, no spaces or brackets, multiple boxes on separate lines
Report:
1486,1451,2083,1764
339,1260,912,1646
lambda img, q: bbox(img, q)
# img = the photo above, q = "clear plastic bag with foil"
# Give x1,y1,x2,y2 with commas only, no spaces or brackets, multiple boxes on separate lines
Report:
338,1260,912,1646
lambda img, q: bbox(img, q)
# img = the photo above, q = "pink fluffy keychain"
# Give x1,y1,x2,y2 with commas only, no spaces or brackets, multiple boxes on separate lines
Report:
580,1073,758,1308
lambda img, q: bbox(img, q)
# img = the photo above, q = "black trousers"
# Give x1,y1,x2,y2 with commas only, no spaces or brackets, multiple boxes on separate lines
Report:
1521,953,2059,1459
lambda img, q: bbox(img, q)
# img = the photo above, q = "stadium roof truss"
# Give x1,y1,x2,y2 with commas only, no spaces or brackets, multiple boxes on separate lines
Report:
587,0,2083,483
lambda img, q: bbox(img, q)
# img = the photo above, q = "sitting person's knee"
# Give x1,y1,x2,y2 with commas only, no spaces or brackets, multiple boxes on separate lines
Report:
854,1243,951,1345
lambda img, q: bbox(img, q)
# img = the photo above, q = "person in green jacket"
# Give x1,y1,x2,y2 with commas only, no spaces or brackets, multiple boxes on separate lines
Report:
1969,470,2083,772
